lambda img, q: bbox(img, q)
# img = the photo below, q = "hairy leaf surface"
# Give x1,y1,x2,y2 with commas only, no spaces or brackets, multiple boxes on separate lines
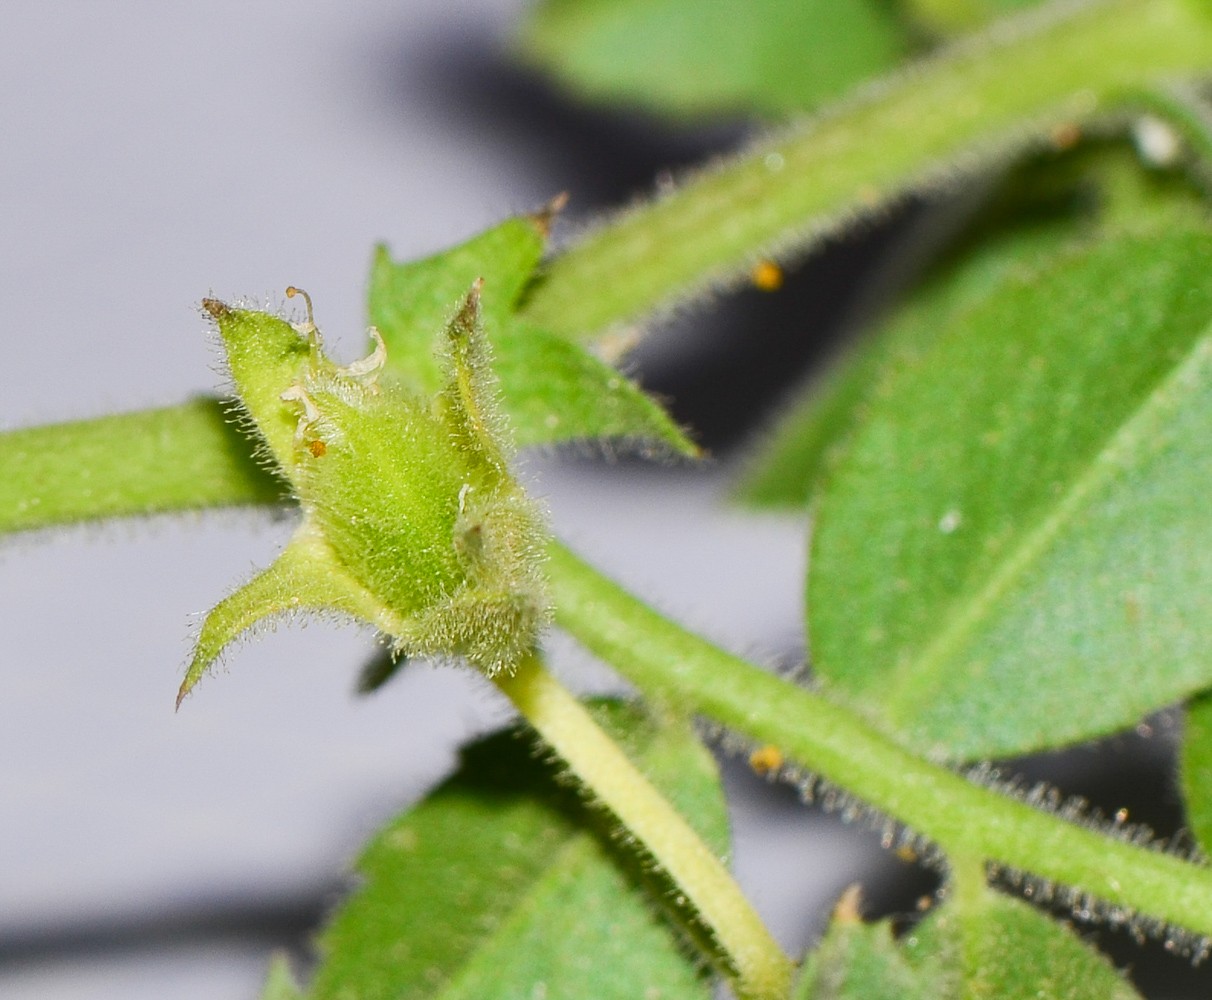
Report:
942,889,1140,999
308,702,727,1000
370,219,697,455
794,911,932,999
518,0,910,119
735,143,1207,508
809,229,1212,759
795,883,1137,999
734,220,1070,510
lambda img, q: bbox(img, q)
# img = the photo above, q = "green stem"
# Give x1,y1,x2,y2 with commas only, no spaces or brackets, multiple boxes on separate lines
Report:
495,652,794,1000
0,399,281,534
546,540,1212,939
521,0,1212,341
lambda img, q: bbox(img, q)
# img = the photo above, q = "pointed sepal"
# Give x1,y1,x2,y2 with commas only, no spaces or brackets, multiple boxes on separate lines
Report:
435,280,513,471
202,299,313,475
178,518,402,706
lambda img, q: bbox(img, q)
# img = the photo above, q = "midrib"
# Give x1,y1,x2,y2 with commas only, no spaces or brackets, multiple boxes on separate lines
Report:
880,331,1212,739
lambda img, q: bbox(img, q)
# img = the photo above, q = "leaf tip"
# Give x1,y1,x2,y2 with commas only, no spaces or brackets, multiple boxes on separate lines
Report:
832,883,864,925
259,952,304,1000
175,666,201,711
202,297,231,319
529,191,569,238
448,279,485,339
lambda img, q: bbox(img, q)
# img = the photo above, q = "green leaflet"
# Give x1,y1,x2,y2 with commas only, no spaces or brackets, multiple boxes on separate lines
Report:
793,895,934,1000
796,883,1139,1000
808,228,1212,760
733,160,1085,510
732,213,1075,510
0,398,281,534
1181,691,1212,856
369,218,541,396
941,887,1140,999
307,702,727,1000
735,140,1208,509
370,218,698,456
516,0,911,119
490,324,698,456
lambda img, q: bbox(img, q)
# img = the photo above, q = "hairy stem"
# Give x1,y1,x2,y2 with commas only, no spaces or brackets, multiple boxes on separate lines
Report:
546,540,1212,939
495,652,794,1000
0,399,281,534
521,0,1212,341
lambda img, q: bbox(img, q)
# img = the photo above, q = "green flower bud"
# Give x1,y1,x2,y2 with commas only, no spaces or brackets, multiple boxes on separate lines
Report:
178,282,551,705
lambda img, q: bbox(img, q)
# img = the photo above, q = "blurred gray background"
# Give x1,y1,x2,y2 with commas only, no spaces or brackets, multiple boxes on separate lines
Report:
0,3,1199,998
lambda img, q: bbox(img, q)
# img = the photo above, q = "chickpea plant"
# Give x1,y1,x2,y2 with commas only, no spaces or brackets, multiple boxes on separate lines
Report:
11,0,1212,997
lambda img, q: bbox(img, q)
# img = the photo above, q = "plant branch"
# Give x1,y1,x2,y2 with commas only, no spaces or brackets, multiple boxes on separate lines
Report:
545,540,1212,939
495,652,794,1000
521,0,1212,342
0,399,281,534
